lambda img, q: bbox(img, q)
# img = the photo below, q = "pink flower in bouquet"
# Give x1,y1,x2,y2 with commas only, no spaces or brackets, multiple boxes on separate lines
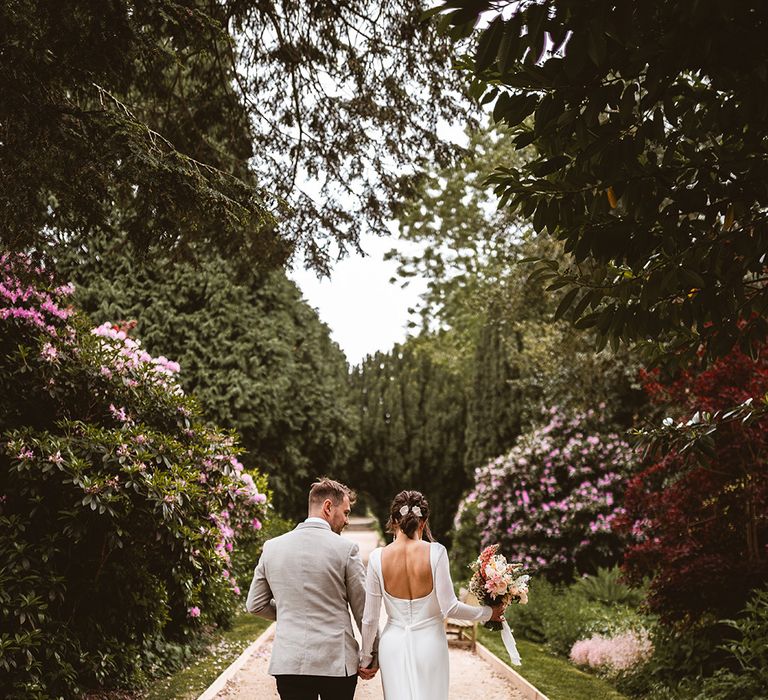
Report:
485,574,508,597
469,544,531,630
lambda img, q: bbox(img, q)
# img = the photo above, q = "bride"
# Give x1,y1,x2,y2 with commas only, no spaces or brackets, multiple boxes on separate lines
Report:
358,490,505,699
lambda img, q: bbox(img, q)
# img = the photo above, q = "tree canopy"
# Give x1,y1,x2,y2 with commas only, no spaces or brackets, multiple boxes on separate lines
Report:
391,123,645,435
2,1,468,270
439,0,768,365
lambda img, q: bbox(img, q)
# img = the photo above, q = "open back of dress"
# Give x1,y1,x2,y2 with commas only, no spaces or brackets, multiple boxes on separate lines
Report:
371,543,449,700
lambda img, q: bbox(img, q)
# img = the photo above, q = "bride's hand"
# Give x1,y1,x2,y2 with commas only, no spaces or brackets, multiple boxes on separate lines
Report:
489,601,507,622
358,665,377,680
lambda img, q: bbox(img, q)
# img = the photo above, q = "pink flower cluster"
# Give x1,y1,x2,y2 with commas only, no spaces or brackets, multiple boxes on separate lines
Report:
109,404,131,424
457,407,636,578
570,629,654,674
92,322,183,394
0,253,74,338
204,454,267,597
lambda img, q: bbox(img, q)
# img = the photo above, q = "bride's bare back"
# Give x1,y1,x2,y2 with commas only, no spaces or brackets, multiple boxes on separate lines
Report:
380,539,433,600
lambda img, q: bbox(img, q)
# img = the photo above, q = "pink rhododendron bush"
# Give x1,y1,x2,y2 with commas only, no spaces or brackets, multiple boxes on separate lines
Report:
570,629,654,676
0,254,269,698
457,408,636,581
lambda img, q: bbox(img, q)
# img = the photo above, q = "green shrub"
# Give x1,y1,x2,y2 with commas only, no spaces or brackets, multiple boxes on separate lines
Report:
450,499,482,585
572,567,646,607
56,237,358,523
0,255,270,698
506,578,557,643
508,576,647,655
695,587,768,700
540,589,617,656
615,619,724,698
616,588,768,699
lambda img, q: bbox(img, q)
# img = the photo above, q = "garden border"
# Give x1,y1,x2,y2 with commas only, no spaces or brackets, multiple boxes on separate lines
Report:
197,622,276,700
475,641,550,700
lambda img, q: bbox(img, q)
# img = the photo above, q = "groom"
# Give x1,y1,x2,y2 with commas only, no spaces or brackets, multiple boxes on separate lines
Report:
246,477,375,699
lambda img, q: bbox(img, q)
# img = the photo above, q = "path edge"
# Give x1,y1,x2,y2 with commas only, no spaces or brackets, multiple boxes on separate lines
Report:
475,641,550,700
197,621,276,700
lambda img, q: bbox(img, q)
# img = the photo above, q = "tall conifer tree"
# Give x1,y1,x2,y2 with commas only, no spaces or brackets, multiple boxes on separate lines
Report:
349,343,468,541
56,236,355,520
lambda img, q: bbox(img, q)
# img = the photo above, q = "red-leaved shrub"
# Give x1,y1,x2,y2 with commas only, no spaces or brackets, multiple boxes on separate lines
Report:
618,349,768,622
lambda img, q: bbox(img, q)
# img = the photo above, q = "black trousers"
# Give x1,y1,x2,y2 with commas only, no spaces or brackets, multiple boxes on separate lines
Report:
275,673,358,700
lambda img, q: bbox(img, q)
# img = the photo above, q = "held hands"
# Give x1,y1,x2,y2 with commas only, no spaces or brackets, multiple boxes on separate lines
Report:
358,658,379,680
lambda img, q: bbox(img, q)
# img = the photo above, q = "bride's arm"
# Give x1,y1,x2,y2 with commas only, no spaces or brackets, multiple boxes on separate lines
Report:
435,544,492,622
360,554,382,668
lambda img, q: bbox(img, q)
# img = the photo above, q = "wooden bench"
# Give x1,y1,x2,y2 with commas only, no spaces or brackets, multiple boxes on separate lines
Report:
445,588,479,651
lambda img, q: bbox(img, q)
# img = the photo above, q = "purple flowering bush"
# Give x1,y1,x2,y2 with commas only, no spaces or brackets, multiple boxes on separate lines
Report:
457,407,636,581
0,254,269,698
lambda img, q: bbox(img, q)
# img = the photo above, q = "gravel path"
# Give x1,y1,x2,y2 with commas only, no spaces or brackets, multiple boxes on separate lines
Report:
210,517,523,700
214,633,523,700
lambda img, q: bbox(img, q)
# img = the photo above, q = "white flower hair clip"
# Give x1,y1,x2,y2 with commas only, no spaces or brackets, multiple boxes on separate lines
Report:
399,505,423,517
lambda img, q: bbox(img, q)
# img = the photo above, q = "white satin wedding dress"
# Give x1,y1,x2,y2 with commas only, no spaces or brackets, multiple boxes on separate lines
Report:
360,542,491,700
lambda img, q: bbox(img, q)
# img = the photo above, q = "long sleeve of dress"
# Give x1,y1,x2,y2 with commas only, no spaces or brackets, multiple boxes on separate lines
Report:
359,554,382,667
434,544,492,622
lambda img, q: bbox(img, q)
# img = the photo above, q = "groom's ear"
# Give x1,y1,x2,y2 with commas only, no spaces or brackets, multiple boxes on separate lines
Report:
322,498,333,516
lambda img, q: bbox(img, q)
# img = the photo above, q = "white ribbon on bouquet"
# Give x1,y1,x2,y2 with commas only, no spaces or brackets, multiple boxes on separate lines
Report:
500,619,522,666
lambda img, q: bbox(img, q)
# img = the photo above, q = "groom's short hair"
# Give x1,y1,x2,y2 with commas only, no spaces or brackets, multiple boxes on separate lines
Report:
308,477,356,509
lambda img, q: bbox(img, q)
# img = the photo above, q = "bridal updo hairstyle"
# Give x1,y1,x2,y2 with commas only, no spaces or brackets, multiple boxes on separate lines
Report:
385,490,434,541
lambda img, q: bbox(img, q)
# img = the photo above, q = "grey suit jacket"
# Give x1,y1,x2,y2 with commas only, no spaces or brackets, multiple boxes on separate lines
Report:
246,520,367,676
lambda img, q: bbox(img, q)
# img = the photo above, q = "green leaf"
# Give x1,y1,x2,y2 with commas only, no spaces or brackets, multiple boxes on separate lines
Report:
525,4,548,58
554,287,579,321
480,87,499,106
475,17,505,71
531,155,570,177
572,290,594,319
546,279,571,292
496,94,539,126
620,83,638,122
514,130,536,149
574,312,600,330
492,92,511,122
587,25,607,67
498,14,524,74
534,94,564,132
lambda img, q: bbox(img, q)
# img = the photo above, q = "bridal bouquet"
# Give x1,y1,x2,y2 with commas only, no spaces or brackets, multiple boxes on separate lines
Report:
468,544,529,666
469,544,530,629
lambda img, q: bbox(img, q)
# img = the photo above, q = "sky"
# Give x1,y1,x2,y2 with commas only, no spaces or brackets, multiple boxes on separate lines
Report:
288,230,427,367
